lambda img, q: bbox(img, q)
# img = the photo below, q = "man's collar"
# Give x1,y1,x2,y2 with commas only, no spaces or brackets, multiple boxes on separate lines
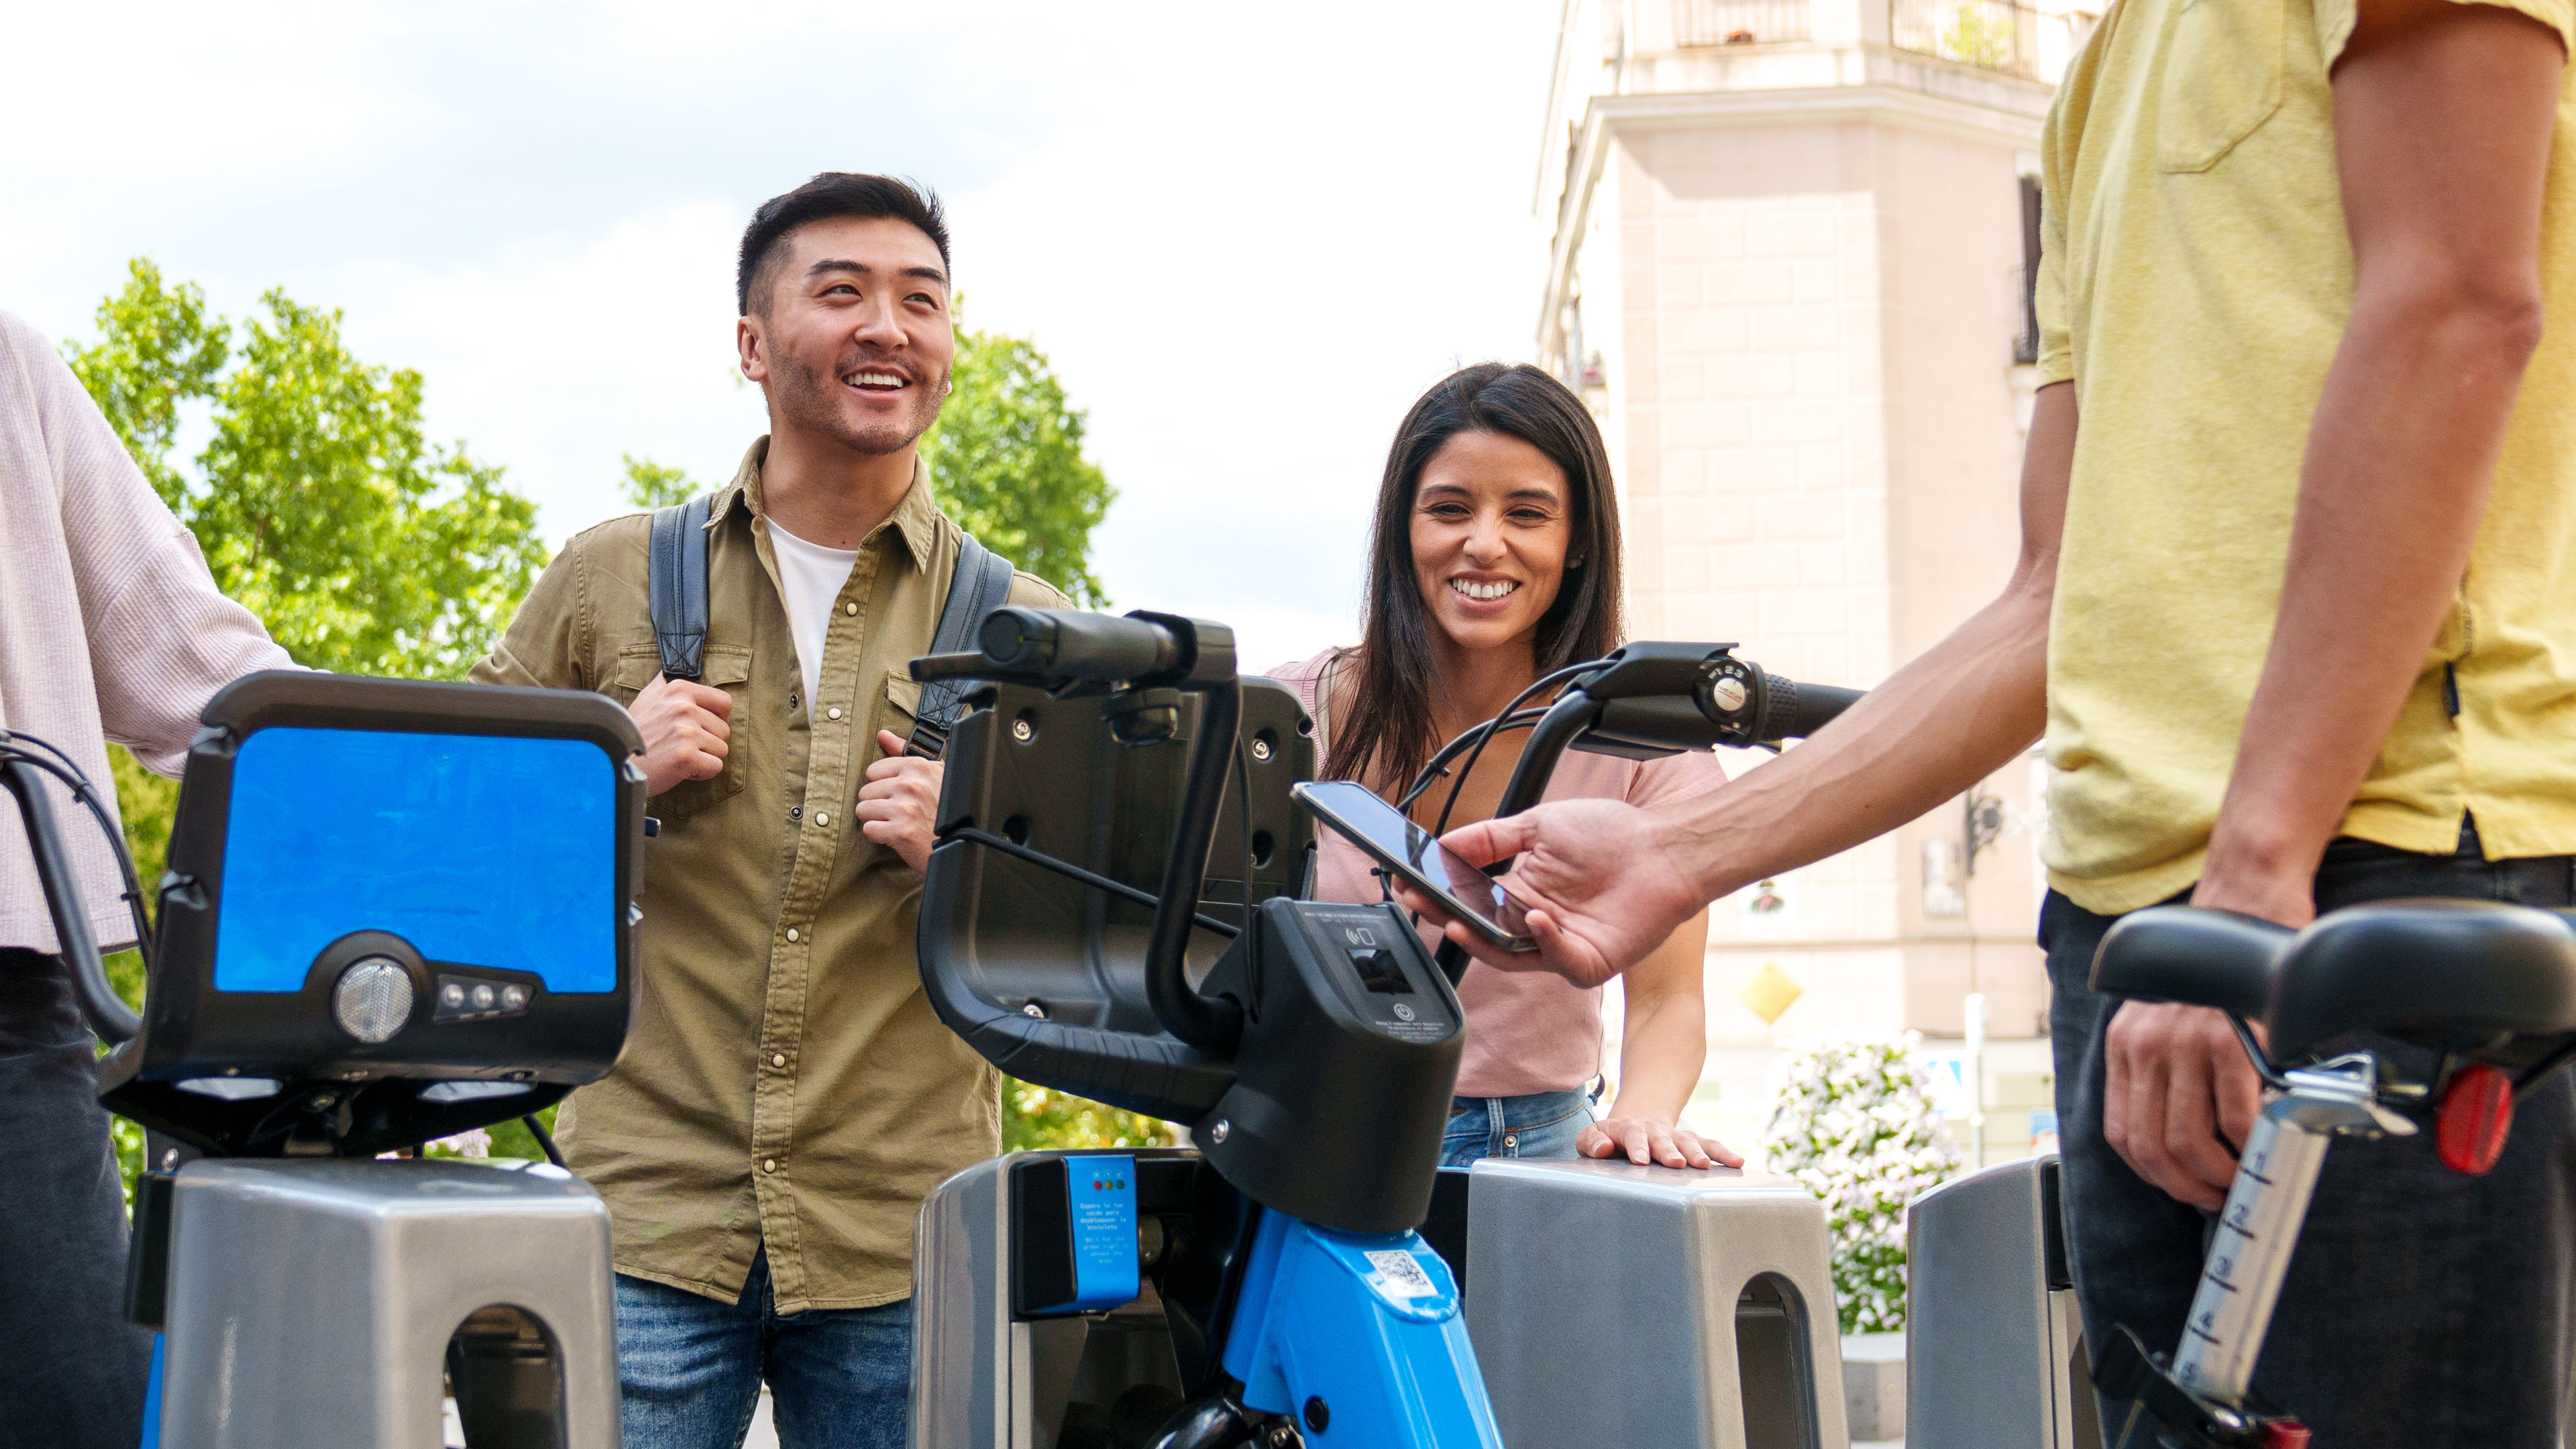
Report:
716,437,939,573
881,455,941,573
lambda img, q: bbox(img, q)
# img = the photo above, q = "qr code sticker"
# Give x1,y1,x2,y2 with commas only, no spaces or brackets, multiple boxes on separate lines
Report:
1366,1249,1440,1298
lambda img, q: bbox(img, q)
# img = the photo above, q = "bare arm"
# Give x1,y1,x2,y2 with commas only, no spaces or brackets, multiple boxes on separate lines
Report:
1417,382,2075,986
1580,908,1743,1169
2199,0,2560,924
1666,381,2072,902
2110,0,2566,1210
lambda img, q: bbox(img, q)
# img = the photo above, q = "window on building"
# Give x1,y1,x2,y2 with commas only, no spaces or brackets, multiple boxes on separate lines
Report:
2015,174,2043,366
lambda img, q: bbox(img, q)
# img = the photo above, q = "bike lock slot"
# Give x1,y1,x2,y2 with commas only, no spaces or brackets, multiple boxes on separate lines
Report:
1734,1273,1822,1449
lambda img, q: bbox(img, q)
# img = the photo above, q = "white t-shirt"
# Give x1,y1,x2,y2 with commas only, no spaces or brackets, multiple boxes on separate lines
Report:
766,520,862,718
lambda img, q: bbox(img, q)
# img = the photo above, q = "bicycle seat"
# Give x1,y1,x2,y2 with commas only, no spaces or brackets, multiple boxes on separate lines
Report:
2266,900,2576,1064
2096,900,2576,1067
2091,907,2288,1018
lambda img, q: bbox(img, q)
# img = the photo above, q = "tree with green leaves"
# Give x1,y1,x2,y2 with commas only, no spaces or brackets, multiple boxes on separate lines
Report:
619,453,696,511
64,258,547,680
920,325,1114,606
623,320,1115,606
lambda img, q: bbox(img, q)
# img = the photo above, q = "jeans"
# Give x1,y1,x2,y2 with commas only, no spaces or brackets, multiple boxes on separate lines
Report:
615,1248,912,1449
0,951,153,1449
1440,1087,1593,1167
2044,822,2576,1446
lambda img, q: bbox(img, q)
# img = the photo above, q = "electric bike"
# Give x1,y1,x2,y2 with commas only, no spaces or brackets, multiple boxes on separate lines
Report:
902,612,1862,1449
5,673,645,1449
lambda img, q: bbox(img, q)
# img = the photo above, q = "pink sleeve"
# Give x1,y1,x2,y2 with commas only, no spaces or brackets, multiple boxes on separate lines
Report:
1625,747,1729,809
25,314,292,775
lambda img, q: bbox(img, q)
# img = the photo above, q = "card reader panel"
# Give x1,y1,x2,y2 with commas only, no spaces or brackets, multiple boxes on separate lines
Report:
1009,1153,1199,1318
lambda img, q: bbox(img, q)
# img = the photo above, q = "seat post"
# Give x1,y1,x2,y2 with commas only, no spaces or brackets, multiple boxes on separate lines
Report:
2173,1057,2410,1405
2170,1101,2333,1405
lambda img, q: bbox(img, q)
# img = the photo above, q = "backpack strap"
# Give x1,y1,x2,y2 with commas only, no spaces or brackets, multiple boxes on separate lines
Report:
908,533,1018,759
647,493,714,682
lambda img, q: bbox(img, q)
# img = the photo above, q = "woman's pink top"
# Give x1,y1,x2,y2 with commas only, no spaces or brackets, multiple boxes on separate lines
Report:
1262,651,1727,1097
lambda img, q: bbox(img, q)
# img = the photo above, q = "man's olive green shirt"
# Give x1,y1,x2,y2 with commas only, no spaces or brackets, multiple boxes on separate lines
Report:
470,439,1067,1311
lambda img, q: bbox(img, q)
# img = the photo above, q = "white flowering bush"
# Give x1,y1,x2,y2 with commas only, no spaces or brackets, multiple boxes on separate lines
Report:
1761,1033,1963,1333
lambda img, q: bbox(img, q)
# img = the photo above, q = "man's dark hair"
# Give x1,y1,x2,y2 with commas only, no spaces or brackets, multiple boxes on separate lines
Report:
736,172,952,317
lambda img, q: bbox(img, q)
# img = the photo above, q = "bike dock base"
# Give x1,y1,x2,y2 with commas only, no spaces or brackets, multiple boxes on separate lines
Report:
152,1158,619,1449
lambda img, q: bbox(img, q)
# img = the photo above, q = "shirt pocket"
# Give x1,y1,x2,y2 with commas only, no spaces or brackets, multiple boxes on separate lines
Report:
609,645,754,823
2156,0,2289,174
877,669,924,751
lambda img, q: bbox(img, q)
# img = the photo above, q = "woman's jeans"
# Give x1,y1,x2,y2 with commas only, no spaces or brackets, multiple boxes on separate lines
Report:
1440,1087,1593,1167
0,951,153,1449
615,1248,912,1449
2044,822,2576,1447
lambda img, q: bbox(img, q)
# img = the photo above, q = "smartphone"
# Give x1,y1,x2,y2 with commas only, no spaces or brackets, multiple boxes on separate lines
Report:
1291,780,1538,953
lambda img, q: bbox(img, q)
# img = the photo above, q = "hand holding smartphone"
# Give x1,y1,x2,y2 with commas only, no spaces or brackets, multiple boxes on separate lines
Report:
1291,781,1539,953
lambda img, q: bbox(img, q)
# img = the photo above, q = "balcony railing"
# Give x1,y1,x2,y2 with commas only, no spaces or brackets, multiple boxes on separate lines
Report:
1673,0,1813,46
1890,0,2096,80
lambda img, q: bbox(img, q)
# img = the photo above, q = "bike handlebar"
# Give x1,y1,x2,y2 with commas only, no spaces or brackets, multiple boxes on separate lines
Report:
1489,644,1865,821
977,607,1183,682
0,757,140,1044
914,608,1247,1055
1758,678,1865,747
1413,643,1862,985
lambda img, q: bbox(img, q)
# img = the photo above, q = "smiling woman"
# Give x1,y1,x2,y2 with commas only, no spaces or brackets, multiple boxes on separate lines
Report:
1264,363,1738,1175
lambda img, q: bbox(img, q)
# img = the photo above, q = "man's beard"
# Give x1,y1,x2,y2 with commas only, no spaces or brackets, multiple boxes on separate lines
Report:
769,348,947,457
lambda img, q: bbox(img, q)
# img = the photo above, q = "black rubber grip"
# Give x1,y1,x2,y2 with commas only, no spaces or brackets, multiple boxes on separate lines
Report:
1758,677,1864,743
979,608,1180,681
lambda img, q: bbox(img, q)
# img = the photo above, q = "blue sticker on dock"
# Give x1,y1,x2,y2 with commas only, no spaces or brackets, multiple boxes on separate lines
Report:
1065,1154,1140,1311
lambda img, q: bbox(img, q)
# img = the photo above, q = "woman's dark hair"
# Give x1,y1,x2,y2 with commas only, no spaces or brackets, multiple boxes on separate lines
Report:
1324,362,1624,794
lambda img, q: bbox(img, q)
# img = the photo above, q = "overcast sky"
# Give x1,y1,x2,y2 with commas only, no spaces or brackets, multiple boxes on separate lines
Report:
1,1,1563,670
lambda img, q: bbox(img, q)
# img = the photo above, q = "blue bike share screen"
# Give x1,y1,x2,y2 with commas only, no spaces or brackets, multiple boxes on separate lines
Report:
209,727,620,994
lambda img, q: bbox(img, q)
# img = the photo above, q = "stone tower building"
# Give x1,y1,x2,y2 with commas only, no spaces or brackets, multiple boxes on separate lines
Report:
1534,0,2094,1157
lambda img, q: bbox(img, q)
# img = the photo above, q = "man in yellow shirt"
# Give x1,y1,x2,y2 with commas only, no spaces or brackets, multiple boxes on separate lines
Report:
1417,0,2576,1437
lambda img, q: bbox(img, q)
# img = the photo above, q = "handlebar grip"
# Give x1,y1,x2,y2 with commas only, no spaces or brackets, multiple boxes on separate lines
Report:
979,608,1181,682
1757,677,1864,743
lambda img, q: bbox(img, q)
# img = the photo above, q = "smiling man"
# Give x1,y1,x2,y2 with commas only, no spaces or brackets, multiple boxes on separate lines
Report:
470,173,1067,1449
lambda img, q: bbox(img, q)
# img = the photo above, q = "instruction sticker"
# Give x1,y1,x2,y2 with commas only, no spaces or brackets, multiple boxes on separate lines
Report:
1366,1249,1439,1299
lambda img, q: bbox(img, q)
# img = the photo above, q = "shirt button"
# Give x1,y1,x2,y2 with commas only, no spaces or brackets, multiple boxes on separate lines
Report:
814,810,829,827
845,602,858,616
785,927,800,943
771,1053,786,1068
762,1159,777,1173
790,805,802,820
826,706,843,720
